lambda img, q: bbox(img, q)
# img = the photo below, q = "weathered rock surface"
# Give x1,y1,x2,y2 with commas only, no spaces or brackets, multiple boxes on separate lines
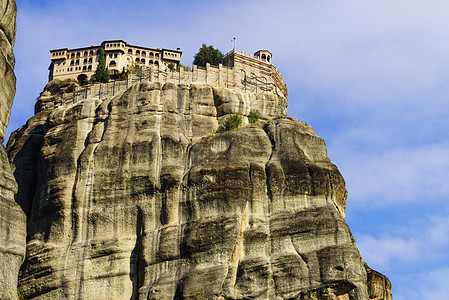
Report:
0,0,17,142
0,1,27,300
366,265,392,300
7,80,391,299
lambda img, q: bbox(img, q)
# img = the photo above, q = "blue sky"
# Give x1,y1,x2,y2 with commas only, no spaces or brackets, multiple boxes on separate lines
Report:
8,0,449,298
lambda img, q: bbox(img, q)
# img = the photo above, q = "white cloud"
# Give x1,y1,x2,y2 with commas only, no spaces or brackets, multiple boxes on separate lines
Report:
357,215,449,270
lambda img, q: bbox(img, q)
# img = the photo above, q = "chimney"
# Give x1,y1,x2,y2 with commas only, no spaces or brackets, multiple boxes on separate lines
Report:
177,48,180,51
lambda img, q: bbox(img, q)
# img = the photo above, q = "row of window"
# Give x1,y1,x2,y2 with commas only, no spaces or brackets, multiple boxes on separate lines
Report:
127,49,161,57
55,65,93,73
67,50,99,59
52,51,66,57
108,59,159,67
55,48,178,60
164,52,178,58
105,43,124,48
68,58,95,66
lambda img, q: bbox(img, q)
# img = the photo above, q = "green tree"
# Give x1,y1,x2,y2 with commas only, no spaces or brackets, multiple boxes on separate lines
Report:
247,109,261,123
193,44,224,67
94,48,110,83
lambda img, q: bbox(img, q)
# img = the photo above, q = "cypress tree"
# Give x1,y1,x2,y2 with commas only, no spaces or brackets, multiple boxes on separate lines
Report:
95,48,110,83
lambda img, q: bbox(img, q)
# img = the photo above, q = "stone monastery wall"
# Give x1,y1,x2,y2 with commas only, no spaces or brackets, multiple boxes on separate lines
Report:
51,59,287,111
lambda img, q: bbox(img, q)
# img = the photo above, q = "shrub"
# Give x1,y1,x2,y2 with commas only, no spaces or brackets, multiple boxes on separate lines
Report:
247,109,261,123
167,63,175,71
224,114,242,131
119,67,130,79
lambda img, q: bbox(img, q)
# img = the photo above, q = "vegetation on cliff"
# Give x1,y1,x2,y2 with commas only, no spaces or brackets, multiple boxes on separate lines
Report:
193,44,223,67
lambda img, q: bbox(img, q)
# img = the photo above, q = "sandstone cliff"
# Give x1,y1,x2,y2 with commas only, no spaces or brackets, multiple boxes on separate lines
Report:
0,1,27,299
7,79,391,299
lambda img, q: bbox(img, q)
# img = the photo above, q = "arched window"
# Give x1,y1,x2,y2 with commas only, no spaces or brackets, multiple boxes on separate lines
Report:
142,51,146,56
155,53,159,58
149,52,154,57
96,49,101,55
149,60,153,64
70,60,74,66
135,57,140,62
89,50,93,56
261,54,266,60
82,66,87,71
109,60,117,67
267,55,271,62
71,53,75,58
89,58,92,63
128,49,133,54
83,59,88,64
136,50,140,55
88,65,92,71
155,60,159,65
84,51,88,56
75,59,80,65
76,52,81,58
141,58,145,64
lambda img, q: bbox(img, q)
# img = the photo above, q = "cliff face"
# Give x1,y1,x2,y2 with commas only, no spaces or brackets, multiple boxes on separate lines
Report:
7,80,391,299
0,1,27,300
0,0,16,141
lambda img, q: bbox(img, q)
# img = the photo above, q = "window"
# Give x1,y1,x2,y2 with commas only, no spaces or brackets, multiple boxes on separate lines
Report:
142,51,146,56
82,66,87,71
141,58,145,64
89,50,93,56
88,58,92,63
149,60,153,64
76,52,80,58
88,65,92,71
136,50,140,55
83,59,88,64
109,54,113,58
114,54,118,58
149,52,154,57
128,49,133,54
109,60,117,67
70,60,74,66
75,59,80,65
155,53,159,57
84,51,88,56
71,53,75,58
155,61,159,65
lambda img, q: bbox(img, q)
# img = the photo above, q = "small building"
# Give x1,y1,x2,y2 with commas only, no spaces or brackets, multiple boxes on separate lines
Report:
48,40,182,82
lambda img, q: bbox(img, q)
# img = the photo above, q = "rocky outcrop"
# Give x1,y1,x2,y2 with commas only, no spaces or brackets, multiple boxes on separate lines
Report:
366,265,392,300
7,80,390,299
0,0,17,142
0,1,27,300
